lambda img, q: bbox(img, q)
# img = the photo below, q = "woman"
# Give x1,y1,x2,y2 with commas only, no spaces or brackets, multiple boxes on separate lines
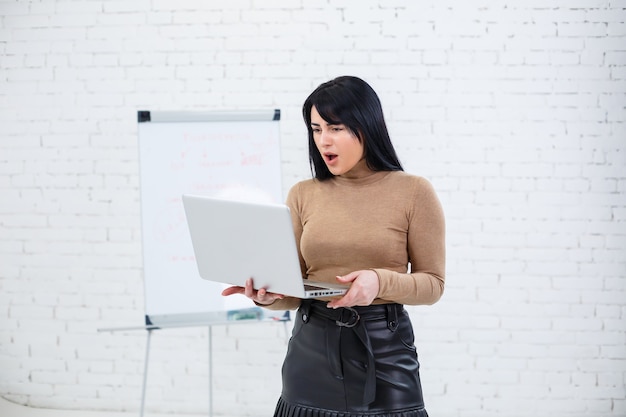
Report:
223,76,445,416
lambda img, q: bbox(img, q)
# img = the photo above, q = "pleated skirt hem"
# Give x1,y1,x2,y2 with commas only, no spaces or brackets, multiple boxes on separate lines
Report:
273,397,429,417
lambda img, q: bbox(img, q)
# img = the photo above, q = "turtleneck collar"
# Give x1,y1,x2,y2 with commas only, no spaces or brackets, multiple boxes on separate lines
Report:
331,170,392,186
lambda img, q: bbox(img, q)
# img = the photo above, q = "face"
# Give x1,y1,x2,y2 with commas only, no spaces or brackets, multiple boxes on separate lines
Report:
310,106,366,177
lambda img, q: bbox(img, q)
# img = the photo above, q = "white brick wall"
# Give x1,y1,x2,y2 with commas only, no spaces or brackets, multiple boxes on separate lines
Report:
0,1,624,416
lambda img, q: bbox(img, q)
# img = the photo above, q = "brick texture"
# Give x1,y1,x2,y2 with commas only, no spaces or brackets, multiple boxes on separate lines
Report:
0,1,624,416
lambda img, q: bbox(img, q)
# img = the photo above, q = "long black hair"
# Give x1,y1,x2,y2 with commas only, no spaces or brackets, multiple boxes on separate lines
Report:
302,76,403,180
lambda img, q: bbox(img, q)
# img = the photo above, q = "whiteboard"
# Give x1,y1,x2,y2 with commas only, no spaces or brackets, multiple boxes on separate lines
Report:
137,110,283,327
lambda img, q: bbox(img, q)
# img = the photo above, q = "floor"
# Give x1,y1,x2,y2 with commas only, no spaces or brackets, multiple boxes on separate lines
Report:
0,397,214,417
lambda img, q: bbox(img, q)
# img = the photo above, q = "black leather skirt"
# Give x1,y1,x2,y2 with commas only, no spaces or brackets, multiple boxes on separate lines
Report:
273,300,429,417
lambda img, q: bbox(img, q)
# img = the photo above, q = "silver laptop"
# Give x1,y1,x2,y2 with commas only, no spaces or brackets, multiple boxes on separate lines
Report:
182,194,348,299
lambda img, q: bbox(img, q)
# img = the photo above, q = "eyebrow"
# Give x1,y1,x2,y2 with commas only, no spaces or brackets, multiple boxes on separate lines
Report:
310,121,341,127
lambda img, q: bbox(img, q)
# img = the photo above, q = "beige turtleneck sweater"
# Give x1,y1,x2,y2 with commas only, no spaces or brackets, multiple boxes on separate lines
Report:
264,170,445,311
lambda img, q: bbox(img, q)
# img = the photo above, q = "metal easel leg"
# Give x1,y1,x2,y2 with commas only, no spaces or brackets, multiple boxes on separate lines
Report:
140,329,153,417
208,325,213,417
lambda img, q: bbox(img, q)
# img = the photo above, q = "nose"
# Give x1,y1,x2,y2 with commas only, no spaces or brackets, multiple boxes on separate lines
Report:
318,130,332,146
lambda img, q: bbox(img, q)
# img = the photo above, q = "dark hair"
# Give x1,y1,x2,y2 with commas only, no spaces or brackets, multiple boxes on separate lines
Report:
302,76,403,180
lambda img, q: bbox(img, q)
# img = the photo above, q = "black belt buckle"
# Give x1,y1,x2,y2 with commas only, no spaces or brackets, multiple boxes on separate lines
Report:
335,307,360,328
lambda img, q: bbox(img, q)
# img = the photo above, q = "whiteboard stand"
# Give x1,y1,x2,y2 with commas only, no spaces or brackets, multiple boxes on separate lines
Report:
208,325,213,417
138,325,216,417
98,317,290,417
130,109,287,415
140,328,152,417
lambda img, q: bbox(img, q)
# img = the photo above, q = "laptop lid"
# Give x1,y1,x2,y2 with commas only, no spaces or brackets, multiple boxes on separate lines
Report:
182,194,347,299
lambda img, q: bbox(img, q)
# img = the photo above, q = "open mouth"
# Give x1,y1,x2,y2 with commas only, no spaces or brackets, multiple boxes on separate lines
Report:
325,153,338,162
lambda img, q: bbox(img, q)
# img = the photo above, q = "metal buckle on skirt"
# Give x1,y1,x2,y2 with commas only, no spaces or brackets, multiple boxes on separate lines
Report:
335,306,360,328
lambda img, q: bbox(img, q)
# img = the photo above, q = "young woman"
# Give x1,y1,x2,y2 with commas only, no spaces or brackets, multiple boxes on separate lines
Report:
223,76,445,416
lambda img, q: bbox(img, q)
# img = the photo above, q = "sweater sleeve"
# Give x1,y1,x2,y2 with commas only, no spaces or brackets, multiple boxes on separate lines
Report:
374,178,446,305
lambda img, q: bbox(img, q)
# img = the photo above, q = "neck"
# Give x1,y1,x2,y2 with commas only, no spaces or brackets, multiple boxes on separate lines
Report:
338,158,372,179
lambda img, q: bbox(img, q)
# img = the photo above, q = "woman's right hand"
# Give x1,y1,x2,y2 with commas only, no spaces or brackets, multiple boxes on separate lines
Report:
221,278,284,305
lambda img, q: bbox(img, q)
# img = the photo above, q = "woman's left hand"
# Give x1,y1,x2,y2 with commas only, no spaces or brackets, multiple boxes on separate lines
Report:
326,270,380,309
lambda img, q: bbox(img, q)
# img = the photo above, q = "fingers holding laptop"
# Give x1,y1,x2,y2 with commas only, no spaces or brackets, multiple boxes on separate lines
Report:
326,270,380,309
221,278,284,306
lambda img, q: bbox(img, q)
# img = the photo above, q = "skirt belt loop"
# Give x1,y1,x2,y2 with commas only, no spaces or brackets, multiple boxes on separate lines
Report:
386,304,399,332
300,299,312,323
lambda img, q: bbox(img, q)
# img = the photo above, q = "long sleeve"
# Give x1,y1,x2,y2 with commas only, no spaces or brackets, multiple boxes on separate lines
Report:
373,177,445,305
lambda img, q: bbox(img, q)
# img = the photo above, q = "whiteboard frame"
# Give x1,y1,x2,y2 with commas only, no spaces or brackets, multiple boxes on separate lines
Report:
137,109,283,327
138,109,280,123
